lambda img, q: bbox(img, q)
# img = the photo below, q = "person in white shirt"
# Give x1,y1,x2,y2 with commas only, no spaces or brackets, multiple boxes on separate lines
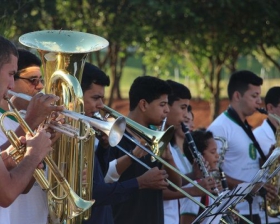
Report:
208,70,277,224
0,35,57,209
180,129,220,224
0,48,57,224
163,80,217,224
254,86,280,224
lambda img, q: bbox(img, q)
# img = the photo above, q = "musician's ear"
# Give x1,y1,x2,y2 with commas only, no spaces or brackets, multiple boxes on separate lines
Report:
266,103,274,112
139,99,147,112
232,91,241,102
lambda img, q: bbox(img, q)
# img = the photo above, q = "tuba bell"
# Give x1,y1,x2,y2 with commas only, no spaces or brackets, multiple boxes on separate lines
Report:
19,30,109,223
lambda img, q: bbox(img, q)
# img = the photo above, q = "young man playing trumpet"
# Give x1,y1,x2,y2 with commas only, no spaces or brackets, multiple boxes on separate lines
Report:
81,63,174,224
0,37,56,211
0,48,64,224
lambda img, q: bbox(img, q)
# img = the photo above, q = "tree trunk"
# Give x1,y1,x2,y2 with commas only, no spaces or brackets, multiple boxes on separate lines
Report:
107,44,128,106
108,44,118,106
210,65,223,120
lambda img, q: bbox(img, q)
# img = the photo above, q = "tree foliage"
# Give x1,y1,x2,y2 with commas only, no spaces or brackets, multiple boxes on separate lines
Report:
3,0,280,118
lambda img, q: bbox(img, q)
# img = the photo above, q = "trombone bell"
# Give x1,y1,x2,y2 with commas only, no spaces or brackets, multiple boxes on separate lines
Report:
102,105,174,156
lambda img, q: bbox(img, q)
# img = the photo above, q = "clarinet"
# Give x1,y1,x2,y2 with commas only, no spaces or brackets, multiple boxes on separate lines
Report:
219,166,229,191
181,123,210,178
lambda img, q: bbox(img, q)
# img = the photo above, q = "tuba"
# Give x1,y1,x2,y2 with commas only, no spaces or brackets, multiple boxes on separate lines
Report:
19,30,109,223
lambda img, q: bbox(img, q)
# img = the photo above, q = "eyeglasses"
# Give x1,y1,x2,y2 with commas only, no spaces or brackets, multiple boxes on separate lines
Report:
14,75,44,87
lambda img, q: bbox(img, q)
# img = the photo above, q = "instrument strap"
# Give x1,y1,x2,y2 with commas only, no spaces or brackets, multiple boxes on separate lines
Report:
226,106,267,162
266,118,277,134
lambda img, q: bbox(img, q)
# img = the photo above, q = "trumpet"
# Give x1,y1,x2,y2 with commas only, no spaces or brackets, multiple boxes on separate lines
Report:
1,96,94,219
100,106,253,224
7,90,126,147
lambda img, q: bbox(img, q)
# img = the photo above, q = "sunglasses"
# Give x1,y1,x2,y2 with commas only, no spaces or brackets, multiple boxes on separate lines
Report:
15,75,44,87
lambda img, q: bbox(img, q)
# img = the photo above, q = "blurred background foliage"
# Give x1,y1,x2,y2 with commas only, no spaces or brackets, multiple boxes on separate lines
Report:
2,0,280,119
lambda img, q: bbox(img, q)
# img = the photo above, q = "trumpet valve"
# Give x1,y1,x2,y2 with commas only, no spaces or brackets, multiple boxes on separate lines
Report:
9,147,25,164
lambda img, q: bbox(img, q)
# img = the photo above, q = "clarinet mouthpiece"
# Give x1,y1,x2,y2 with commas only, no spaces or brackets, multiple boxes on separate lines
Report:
256,107,268,115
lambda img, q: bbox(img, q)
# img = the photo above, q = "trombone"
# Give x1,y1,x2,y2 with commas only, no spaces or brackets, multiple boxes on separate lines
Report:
101,106,253,224
7,90,126,147
1,96,94,219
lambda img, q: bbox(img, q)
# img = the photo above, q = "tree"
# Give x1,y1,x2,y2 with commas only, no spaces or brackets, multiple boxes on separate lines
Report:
140,0,276,119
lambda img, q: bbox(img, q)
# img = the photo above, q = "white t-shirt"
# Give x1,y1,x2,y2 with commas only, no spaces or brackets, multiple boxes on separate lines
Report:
163,144,192,224
208,111,261,215
0,111,48,224
254,119,280,224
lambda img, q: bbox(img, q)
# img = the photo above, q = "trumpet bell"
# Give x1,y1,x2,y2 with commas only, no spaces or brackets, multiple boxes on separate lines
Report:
107,117,126,147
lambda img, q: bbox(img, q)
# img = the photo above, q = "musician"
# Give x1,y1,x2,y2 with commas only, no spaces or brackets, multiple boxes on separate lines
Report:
105,76,181,224
207,70,276,224
180,129,220,224
0,36,53,208
81,64,173,224
0,48,56,223
186,105,194,131
253,86,280,224
163,80,217,224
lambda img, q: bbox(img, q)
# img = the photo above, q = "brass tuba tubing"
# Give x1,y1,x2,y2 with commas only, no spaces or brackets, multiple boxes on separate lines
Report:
1,97,95,219
7,90,126,147
102,106,253,224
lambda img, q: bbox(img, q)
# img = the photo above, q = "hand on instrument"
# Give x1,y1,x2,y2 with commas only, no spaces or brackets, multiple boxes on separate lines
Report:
161,144,173,162
132,138,148,158
82,168,87,184
25,93,64,130
96,131,110,148
28,129,45,170
25,129,52,163
192,162,204,179
44,111,65,145
263,183,278,201
136,167,169,190
196,177,218,196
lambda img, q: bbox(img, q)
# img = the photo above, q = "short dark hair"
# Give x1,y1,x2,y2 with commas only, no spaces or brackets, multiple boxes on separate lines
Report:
129,76,171,111
265,86,280,107
166,80,192,106
183,129,214,164
14,49,41,80
17,49,41,72
81,62,110,92
227,70,263,100
0,36,18,70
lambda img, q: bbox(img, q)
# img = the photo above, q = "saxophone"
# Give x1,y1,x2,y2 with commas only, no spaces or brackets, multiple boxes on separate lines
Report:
265,115,280,217
256,108,280,217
